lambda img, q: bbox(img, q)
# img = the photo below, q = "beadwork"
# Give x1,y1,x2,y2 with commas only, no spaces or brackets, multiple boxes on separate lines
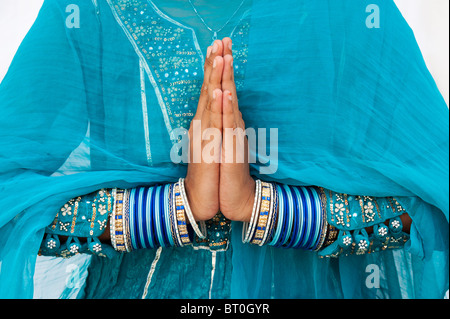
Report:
107,0,251,140
39,189,117,259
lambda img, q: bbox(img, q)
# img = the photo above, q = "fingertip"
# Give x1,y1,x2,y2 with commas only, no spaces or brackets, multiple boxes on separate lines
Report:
222,37,233,51
212,40,223,55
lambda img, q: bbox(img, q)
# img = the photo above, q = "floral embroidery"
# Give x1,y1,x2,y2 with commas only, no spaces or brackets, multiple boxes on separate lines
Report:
378,226,388,237
391,219,401,229
69,244,80,254
47,239,57,250
363,201,375,222
342,236,352,246
358,240,368,250
98,204,107,215
335,203,345,214
92,243,102,253
60,204,72,216
98,219,108,231
59,221,70,232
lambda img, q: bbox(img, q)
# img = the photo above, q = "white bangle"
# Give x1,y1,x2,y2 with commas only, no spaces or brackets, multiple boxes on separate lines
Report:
242,179,262,243
179,178,207,239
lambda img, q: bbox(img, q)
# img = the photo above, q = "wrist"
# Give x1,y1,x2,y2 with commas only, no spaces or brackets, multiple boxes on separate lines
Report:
184,175,219,221
239,177,256,222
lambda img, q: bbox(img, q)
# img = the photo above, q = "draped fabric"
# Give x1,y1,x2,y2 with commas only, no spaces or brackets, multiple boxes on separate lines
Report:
0,0,448,298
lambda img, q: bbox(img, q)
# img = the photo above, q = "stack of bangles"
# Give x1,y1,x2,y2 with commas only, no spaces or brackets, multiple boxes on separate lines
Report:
110,178,207,252
110,179,327,253
242,180,328,251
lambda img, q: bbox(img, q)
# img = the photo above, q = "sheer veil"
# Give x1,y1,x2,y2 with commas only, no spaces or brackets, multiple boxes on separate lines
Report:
0,0,447,298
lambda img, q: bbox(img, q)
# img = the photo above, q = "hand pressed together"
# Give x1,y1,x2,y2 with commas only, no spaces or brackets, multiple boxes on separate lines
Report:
185,38,255,223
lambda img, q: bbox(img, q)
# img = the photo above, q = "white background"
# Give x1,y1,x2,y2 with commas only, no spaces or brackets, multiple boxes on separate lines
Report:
0,0,448,105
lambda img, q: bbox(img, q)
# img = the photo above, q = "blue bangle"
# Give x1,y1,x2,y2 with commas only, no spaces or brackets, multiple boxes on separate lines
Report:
281,184,294,247
163,184,174,247
153,186,161,247
138,187,147,249
305,187,318,250
269,184,284,246
155,185,166,247
303,187,316,249
129,188,138,250
274,184,287,247
294,187,309,249
291,186,305,249
150,185,160,247
139,187,149,249
274,185,288,247
135,187,146,249
309,187,322,250
144,187,155,249
159,184,169,247
285,185,299,248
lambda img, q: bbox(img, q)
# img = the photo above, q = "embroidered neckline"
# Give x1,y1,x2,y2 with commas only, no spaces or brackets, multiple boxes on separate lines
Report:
107,0,251,146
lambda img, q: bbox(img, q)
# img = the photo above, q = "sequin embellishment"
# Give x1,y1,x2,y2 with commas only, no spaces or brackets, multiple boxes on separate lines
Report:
107,0,250,138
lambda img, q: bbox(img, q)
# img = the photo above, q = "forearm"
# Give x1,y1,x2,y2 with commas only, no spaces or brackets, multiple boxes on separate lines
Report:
41,181,412,259
39,179,207,258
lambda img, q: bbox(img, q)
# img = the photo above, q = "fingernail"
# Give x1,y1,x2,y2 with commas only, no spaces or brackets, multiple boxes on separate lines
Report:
212,42,218,53
213,58,217,68
213,90,216,99
207,46,212,58
228,92,233,101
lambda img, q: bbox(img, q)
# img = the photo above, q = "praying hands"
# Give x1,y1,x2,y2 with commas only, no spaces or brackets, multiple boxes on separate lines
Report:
185,38,256,223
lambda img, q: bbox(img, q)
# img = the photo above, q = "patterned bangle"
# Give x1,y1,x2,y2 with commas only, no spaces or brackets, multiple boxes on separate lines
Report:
313,187,329,251
112,189,127,252
174,181,191,246
261,183,277,246
122,188,133,252
251,182,272,245
257,185,326,251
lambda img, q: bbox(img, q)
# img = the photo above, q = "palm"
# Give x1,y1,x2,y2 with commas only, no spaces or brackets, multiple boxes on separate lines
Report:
184,40,224,221
218,39,255,222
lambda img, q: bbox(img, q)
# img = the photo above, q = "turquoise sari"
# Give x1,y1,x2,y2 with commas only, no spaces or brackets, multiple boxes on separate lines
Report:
0,0,448,298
